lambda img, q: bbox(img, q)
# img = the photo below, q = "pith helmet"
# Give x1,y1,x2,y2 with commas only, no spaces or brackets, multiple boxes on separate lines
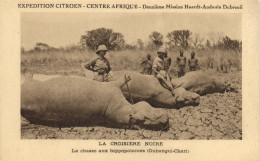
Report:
96,45,108,54
157,47,167,54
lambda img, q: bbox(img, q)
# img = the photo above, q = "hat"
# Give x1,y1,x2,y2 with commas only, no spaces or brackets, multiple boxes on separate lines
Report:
157,47,167,54
96,45,108,54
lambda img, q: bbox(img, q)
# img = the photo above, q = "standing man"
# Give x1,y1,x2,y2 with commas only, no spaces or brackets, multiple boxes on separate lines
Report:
153,47,175,96
84,45,112,82
188,52,198,71
164,51,172,80
141,53,153,75
176,50,186,78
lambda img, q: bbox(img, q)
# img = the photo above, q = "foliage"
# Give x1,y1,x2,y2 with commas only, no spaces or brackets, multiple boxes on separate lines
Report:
124,44,137,50
80,28,125,51
191,33,204,48
21,47,241,76
21,29,242,75
34,42,49,51
167,30,192,49
149,31,163,48
218,36,242,51
207,32,224,47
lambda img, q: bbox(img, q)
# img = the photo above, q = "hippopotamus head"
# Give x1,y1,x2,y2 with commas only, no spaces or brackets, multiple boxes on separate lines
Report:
129,102,169,131
215,80,238,93
174,87,200,108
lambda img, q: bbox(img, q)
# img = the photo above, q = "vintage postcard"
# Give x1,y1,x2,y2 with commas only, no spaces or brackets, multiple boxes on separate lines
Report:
0,0,259,160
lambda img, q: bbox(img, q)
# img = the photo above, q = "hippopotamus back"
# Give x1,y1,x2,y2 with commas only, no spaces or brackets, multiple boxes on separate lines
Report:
172,71,229,95
21,75,125,126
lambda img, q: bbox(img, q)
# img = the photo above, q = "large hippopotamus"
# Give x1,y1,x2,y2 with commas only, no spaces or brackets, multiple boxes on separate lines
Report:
111,71,200,108
25,70,200,109
171,71,235,95
21,73,169,130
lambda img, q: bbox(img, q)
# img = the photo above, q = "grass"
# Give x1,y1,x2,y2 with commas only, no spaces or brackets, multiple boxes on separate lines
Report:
21,48,241,76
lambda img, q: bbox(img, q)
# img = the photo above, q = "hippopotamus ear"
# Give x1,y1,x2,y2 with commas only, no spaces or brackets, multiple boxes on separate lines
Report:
224,80,230,86
224,80,231,90
223,80,239,93
224,80,228,85
225,83,238,93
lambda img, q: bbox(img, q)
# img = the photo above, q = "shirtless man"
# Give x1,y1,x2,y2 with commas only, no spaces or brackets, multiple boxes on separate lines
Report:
141,53,153,75
188,52,198,71
164,51,172,80
176,50,186,78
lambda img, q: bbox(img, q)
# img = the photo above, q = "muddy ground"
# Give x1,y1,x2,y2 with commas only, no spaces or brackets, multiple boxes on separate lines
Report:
21,71,242,140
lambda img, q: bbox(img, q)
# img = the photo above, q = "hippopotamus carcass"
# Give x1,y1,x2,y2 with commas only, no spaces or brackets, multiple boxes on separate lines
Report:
24,70,201,109
111,71,200,108
171,71,237,95
21,73,169,130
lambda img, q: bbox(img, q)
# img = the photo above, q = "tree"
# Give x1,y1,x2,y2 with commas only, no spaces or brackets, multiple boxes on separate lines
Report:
149,31,163,48
124,44,137,50
34,42,52,51
109,32,125,50
167,30,192,49
191,33,204,48
218,36,241,51
36,42,49,48
80,28,125,51
166,31,178,48
206,32,224,48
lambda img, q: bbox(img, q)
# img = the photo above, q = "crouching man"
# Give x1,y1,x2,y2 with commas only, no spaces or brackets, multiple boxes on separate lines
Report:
153,47,175,96
84,45,113,82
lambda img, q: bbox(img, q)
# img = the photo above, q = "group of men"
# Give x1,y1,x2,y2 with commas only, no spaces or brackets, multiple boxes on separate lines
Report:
84,44,198,96
176,50,199,77
141,49,199,78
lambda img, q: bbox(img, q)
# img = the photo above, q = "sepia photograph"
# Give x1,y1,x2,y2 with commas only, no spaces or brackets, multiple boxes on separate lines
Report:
20,12,242,140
